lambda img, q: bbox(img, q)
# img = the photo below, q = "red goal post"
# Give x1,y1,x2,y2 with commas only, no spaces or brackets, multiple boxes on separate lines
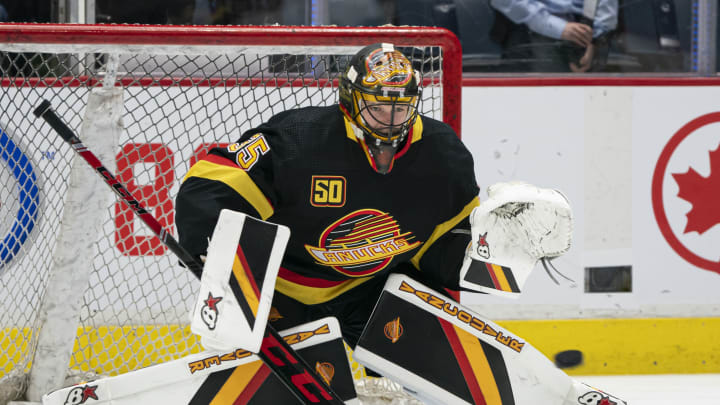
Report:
0,23,461,403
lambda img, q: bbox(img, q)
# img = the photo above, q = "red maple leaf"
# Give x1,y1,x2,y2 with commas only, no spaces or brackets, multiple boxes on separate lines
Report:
672,144,720,234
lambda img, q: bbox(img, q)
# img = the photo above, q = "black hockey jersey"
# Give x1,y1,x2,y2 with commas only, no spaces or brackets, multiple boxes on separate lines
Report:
176,105,479,305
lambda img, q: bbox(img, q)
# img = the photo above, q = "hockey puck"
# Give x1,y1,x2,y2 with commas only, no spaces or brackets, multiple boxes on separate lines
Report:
554,349,583,369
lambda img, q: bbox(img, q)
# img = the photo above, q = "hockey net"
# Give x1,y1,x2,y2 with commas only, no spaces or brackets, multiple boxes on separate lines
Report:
0,23,460,403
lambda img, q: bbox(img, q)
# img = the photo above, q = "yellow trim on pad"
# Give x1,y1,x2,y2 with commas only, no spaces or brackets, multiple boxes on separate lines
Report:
490,264,512,293
453,324,503,405
210,360,264,405
232,253,260,317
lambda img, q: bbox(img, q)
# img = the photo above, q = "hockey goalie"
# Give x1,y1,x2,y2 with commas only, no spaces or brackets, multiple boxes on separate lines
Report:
352,182,627,405
41,183,625,404
37,41,625,403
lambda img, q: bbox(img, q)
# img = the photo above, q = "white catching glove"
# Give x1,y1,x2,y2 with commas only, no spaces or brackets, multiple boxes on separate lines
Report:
459,182,573,297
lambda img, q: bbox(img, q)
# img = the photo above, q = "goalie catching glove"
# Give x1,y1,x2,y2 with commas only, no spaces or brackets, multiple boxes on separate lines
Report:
459,182,573,297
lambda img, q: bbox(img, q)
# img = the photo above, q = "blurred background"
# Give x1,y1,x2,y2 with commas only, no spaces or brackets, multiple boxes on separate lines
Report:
0,0,717,74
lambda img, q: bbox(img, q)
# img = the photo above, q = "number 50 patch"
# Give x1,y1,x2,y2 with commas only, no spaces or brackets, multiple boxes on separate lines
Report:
311,176,346,207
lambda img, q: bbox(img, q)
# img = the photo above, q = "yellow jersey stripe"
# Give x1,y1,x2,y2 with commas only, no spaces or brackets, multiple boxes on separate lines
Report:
184,159,274,220
411,196,480,269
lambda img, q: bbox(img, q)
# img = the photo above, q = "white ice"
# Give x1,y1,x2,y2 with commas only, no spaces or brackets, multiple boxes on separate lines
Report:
357,374,720,405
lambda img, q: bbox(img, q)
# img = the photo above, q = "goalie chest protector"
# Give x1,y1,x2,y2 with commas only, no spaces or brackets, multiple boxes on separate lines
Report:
178,106,480,303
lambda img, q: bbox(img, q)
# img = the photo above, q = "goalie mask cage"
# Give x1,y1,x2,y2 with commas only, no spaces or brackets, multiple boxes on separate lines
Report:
0,23,460,403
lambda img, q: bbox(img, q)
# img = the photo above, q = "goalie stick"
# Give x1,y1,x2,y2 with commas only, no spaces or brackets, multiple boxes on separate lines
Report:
33,99,344,405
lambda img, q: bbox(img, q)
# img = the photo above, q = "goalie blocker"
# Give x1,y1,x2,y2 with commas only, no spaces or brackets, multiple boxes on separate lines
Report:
42,317,358,405
190,209,290,354
354,275,626,405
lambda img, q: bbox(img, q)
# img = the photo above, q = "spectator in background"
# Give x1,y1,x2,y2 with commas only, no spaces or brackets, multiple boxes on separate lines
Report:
490,0,618,72
0,4,8,22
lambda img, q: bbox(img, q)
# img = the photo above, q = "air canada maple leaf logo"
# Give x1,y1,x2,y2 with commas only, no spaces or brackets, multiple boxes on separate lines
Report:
652,112,720,274
672,144,720,234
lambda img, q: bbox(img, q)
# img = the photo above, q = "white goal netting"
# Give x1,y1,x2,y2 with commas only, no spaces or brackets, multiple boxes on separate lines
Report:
0,24,460,403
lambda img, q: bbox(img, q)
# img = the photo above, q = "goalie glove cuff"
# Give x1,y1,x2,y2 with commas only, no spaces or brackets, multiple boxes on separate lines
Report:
459,182,573,297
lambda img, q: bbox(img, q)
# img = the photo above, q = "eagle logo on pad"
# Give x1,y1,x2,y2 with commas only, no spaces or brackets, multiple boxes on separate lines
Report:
305,209,421,277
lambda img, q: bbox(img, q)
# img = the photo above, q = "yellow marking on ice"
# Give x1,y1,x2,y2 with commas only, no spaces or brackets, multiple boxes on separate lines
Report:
3,318,720,380
68,325,202,376
0,327,33,375
498,317,720,375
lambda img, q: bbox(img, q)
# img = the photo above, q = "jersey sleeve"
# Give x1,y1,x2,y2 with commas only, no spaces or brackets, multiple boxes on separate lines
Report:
411,197,479,290
176,128,278,261
409,131,481,290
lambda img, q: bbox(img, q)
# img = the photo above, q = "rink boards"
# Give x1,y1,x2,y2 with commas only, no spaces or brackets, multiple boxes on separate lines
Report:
2,82,720,376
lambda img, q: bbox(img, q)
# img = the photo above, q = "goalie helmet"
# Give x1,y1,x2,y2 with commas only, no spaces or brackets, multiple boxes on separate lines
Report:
339,43,421,174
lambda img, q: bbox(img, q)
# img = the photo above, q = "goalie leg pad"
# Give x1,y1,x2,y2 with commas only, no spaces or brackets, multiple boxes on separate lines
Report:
43,318,359,405
354,275,625,405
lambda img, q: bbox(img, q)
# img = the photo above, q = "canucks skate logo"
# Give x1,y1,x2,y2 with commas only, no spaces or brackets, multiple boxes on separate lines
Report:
315,361,335,385
269,306,283,322
384,316,403,343
304,209,421,277
578,391,618,405
201,292,223,330
476,232,490,259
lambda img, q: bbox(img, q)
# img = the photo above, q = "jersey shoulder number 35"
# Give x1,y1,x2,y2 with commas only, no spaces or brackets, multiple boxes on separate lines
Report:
227,134,270,170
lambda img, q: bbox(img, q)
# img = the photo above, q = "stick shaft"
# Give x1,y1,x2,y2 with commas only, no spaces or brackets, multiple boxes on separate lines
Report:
33,100,344,404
